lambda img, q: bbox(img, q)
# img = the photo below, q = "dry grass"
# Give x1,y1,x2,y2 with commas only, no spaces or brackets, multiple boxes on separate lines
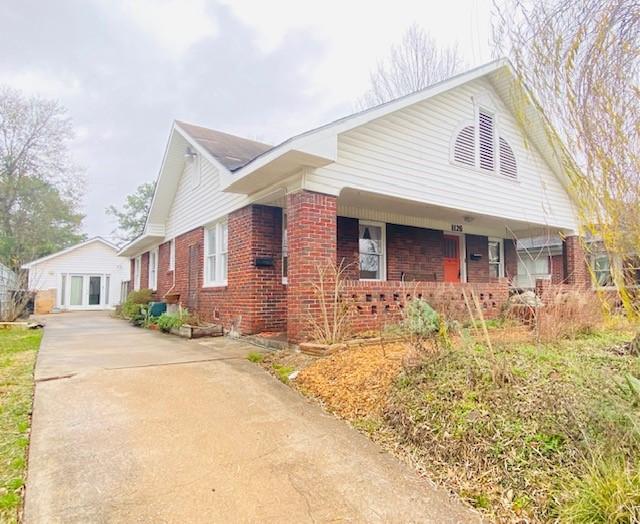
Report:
535,286,604,342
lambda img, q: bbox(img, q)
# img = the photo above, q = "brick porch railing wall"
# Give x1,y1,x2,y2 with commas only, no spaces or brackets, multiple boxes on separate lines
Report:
343,279,510,333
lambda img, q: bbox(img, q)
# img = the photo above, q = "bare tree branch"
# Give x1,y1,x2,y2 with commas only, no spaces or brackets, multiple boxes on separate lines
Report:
359,24,465,109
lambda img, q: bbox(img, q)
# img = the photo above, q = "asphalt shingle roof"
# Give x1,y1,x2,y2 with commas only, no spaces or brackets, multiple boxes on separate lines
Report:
176,120,272,171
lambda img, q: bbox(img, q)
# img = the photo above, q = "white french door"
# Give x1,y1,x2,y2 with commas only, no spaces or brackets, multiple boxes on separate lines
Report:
64,274,105,309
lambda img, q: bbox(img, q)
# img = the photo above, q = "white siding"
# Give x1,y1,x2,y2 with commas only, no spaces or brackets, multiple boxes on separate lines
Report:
27,242,129,308
165,155,249,239
306,77,576,231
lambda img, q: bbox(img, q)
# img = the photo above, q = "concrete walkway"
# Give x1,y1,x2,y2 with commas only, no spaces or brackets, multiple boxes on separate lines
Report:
24,312,478,523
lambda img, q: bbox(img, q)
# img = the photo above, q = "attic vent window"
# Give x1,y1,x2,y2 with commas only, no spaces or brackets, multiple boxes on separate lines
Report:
451,110,517,179
499,137,517,179
478,110,495,171
453,125,475,166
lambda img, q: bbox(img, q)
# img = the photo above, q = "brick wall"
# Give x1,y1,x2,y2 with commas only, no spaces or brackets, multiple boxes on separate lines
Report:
387,224,443,281
140,252,150,289
286,191,337,341
564,235,589,287
344,279,509,334
337,216,359,279
168,204,286,334
466,234,489,282
157,240,172,297
550,254,564,284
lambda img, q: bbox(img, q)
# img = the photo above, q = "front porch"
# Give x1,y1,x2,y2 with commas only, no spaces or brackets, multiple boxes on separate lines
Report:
282,189,579,342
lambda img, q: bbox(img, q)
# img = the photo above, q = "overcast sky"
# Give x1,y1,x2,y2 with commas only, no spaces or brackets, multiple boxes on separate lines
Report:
0,0,493,239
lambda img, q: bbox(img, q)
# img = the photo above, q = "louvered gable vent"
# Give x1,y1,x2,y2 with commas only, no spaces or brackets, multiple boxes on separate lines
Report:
499,137,517,179
453,125,475,166
478,110,495,171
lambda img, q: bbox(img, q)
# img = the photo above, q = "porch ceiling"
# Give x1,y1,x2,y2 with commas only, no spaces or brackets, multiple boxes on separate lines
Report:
337,188,569,240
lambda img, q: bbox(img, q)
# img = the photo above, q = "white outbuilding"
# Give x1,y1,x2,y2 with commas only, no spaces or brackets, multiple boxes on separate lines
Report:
22,237,129,314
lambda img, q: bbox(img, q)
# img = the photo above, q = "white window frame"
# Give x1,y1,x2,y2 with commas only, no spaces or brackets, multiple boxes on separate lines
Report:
488,237,504,279
149,247,158,290
591,252,615,290
169,238,175,271
358,220,386,281
204,219,228,287
134,256,141,290
282,210,288,285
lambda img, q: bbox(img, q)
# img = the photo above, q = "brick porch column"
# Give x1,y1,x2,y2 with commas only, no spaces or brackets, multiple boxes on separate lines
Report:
564,235,589,287
286,190,337,342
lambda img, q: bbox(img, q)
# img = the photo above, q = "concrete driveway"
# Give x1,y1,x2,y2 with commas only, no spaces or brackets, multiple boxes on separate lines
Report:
24,312,478,523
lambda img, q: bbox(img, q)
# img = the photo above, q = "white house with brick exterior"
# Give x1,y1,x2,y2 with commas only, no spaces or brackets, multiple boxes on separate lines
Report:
119,59,588,342
23,238,129,314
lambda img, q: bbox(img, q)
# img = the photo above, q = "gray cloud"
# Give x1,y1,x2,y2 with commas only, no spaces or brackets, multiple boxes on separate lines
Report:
0,0,339,238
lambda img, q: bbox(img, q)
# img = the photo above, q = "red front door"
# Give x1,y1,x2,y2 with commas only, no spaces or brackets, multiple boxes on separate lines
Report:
443,235,461,283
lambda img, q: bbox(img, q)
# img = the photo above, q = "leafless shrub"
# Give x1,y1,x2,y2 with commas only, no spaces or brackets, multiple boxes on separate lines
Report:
307,260,354,345
0,271,32,321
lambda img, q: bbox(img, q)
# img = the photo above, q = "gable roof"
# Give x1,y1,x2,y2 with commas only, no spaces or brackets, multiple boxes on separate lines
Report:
22,237,119,269
176,121,272,171
122,57,574,257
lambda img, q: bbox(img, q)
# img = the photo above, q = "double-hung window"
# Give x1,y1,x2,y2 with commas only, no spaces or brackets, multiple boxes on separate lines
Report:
149,247,158,290
488,238,503,278
359,221,385,280
204,219,228,286
134,256,141,290
592,253,613,287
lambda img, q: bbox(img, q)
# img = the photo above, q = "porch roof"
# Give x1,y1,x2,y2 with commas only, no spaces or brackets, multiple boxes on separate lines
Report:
336,189,571,240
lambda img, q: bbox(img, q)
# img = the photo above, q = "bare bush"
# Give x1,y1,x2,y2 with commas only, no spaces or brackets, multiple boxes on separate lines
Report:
307,260,353,345
0,271,32,321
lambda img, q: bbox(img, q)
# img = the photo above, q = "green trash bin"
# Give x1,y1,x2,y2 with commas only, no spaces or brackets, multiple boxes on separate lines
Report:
148,301,167,317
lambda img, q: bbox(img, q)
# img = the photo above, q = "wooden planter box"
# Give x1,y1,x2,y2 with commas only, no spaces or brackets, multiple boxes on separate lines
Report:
170,324,223,339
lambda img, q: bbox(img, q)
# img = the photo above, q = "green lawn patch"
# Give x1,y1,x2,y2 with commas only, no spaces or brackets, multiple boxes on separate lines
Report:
384,329,640,522
0,328,42,523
